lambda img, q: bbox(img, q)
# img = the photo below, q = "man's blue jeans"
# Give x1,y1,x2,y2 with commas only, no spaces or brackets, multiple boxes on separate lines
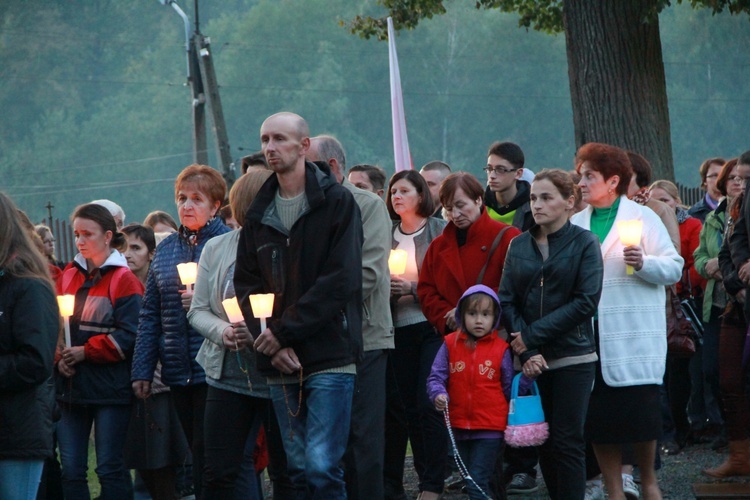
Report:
0,459,44,500
270,372,355,499
57,404,132,499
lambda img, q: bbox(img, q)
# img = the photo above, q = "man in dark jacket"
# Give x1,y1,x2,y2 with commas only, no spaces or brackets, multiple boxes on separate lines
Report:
234,112,363,498
483,141,534,232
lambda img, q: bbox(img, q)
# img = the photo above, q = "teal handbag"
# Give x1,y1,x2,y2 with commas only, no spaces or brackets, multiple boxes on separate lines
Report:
505,372,549,447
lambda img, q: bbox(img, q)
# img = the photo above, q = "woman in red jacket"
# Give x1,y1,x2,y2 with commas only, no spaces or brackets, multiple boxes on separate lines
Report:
418,172,520,336
56,204,144,499
649,179,707,455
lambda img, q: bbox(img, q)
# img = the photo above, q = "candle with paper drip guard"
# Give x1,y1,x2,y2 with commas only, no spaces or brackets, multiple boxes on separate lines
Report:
177,262,198,292
221,297,245,324
616,219,643,275
250,293,275,332
57,294,75,348
388,249,408,276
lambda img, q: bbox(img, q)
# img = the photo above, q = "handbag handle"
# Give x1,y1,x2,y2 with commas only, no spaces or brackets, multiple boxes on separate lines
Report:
511,372,539,400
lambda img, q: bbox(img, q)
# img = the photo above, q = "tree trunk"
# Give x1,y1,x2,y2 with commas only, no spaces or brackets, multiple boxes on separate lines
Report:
563,0,674,181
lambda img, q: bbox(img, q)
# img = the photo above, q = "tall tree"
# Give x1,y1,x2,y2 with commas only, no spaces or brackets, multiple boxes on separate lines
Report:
347,0,750,180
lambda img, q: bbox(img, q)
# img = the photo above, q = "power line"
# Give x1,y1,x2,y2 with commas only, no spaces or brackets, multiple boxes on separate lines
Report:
4,151,196,179
3,29,748,67
8,178,174,198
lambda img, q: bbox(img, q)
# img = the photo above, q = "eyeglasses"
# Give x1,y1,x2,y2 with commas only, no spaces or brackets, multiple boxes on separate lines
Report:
705,174,719,179
483,166,518,175
728,175,750,184
43,238,55,244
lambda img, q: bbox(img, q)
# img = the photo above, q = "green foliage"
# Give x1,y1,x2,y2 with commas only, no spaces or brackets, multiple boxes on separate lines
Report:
346,0,750,38
0,0,748,225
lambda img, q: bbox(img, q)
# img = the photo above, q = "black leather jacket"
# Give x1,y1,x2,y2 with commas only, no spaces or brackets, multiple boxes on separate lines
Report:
499,221,603,363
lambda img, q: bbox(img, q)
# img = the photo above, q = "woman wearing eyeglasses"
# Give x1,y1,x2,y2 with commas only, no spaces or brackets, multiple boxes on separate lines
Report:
696,157,750,477
34,224,65,279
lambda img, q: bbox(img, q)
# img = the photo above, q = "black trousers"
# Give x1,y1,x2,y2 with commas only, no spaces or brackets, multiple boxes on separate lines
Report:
202,385,268,498
344,348,388,500
384,322,448,498
171,383,208,500
536,362,595,500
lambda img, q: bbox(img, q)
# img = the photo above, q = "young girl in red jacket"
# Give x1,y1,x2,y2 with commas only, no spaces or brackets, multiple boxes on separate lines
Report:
427,284,530,500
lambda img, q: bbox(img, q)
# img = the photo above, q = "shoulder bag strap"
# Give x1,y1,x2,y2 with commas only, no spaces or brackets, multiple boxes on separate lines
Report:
476,226,510,285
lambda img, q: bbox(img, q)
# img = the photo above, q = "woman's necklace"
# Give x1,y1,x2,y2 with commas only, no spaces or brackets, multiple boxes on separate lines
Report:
399,217,427,236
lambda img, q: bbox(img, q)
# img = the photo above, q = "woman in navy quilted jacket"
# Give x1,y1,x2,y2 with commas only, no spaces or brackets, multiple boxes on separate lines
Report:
131,164,230,499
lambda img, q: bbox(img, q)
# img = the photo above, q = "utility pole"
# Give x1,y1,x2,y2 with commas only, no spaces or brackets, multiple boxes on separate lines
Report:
195,35,233,183
159,0,235,187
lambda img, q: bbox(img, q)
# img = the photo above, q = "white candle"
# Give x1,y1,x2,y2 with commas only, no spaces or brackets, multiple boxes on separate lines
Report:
57,294,75,348
249,293,275,332
388,249,408,276
222,297,244,324
616,219,643,275
177,262,198,291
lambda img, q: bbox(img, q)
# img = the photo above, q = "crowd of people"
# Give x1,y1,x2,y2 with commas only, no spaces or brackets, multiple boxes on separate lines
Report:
2,110,750,500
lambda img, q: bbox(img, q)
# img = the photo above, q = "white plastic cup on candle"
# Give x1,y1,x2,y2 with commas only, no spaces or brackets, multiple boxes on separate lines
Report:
222,297,244,324
57,294,75,348
249,293,275,332
177,262,198,292
388,249,408,276
616,219,643,275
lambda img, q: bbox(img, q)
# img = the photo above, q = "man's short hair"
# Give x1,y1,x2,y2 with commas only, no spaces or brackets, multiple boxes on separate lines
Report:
420,161,451,175
739,150,750,167
313,135,346,171
349,164,386,191
487,142,525,170
626,151,652,188
121,223,156,254
241,152,268,174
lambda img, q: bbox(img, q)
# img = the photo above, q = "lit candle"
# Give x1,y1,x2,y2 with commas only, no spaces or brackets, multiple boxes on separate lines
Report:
616,219,643,275
389,249,408,276
57,294,75,348
249,293,275,332
222,297,244,324
177,262,198,292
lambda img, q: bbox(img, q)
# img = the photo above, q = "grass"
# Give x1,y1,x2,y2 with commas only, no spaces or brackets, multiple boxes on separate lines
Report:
86,435,102,497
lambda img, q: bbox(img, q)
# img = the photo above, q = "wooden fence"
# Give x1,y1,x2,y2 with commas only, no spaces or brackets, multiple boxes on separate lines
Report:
40,218,77,264
677,183,703,208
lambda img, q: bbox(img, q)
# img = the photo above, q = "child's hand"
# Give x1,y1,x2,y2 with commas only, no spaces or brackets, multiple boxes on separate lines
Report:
434,394,449,411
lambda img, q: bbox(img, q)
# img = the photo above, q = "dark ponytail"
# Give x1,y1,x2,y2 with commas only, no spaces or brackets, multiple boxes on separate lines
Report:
71,203,124,251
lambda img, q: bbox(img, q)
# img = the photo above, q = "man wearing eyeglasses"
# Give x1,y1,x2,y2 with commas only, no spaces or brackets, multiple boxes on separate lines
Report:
483,142,535,232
